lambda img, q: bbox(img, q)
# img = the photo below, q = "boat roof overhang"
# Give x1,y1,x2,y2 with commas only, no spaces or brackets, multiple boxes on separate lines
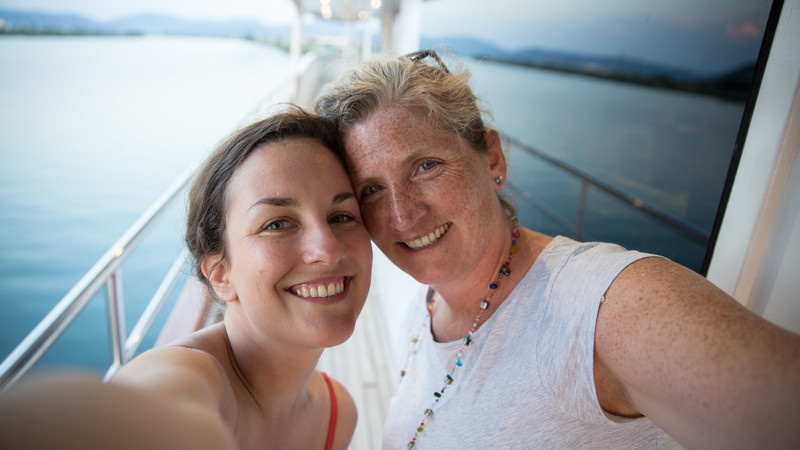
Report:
289,0,433,54
291,0,400,22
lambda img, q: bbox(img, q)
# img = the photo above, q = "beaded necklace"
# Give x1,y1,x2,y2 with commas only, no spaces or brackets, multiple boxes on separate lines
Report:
402,219,520,449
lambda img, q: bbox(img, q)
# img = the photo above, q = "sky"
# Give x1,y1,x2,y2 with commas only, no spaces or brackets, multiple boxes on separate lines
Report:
0,0,774,75
0,0,297,23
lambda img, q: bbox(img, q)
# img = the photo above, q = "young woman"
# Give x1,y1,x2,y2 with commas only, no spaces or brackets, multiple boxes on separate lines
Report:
0,106,373,449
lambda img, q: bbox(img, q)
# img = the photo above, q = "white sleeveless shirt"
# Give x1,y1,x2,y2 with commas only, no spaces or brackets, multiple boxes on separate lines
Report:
382,236,683,449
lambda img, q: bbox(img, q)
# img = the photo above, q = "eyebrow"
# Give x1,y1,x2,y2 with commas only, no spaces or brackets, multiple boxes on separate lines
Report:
248,192,355,211
248,197,298,211
333,192,356,204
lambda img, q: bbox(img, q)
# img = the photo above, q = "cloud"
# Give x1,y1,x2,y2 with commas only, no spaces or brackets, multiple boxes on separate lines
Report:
726,21,761,39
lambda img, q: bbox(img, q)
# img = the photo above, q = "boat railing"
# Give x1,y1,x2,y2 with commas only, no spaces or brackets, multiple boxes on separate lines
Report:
499,132,711,246
0,167,195,393
0,50,335,394
0,92,710,395
0,62,312,393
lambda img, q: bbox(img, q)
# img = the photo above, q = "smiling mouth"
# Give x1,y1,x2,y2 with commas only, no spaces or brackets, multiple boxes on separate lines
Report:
403,223,451,250
292,278,346,298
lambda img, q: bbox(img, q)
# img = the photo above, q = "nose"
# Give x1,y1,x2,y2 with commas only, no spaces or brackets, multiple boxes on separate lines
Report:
302,222,346,265
387,187,423,232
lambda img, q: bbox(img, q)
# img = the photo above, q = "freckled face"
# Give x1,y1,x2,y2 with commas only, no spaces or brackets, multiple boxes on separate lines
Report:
219,137,372,348
342,106,505,286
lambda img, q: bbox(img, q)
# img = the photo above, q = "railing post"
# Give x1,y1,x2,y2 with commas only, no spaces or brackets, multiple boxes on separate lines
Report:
123,250,190,362
574,180,590,240
106,268,127,379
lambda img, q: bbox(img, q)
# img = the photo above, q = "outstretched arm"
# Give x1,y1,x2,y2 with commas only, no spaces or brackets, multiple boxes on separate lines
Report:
0,347,237,449
594,257,800,449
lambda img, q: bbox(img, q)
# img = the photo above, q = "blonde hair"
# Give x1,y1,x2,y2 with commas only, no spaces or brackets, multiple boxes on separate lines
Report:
314,53,515,217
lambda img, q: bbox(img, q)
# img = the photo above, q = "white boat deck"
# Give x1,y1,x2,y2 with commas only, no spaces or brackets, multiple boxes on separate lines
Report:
316,252,421,449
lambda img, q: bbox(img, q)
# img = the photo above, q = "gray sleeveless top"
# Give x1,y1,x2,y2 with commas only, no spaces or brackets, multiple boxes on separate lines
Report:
382,236,683,449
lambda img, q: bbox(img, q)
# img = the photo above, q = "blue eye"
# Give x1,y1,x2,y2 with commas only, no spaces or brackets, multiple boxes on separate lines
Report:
330,213,354,224
419,161,437,172
365,184,383,195
264,219,291,231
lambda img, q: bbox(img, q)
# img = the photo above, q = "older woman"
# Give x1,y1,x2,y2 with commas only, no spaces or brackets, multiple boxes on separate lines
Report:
0,106,373,449
315,51,800,449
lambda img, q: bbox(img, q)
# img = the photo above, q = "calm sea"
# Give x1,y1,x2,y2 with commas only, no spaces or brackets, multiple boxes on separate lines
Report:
0,37,746,374
466,58,744,270
0,35,290,372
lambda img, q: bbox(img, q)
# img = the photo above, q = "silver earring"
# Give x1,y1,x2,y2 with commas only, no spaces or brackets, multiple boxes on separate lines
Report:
495,176,503,185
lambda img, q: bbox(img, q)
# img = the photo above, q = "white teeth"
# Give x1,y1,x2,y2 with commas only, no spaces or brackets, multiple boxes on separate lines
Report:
294,280,345,298
405,223,450,249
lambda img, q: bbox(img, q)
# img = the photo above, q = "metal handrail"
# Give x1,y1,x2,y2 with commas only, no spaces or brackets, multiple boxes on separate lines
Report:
500,132,711,245
0,63,305,393
0,166,195,393
0,124,711,393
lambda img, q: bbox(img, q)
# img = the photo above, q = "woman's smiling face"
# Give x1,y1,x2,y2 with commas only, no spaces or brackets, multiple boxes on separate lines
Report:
209,137,372,348
342,106,507,287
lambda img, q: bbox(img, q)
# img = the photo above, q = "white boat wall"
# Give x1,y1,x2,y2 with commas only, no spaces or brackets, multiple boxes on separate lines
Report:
704,0,800,332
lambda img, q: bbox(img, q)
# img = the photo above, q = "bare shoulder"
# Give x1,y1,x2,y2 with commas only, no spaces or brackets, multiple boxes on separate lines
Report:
595,256,800,448
597,256,800,369
115,344,223,385
597,256,790,351
112,342,235,419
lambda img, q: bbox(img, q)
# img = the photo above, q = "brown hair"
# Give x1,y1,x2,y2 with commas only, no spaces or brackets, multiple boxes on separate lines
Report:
185,105,342,297
314,52,515,217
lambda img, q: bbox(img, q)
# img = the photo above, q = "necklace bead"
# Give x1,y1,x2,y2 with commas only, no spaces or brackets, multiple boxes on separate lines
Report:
404,220,519,447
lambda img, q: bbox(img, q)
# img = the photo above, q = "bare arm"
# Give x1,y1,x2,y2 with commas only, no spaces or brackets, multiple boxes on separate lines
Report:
594,257,800,449
0,348,237,449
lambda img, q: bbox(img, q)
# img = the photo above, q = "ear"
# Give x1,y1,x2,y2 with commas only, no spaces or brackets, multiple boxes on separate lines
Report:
484,130,507,190
201,254,237,303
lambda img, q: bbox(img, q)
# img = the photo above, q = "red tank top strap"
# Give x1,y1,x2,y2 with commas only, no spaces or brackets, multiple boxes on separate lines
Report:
320,371,338,450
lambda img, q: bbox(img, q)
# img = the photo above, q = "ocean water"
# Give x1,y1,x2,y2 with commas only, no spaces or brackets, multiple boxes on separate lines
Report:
466,58,745,270
0,36,747,375
0,35,290,372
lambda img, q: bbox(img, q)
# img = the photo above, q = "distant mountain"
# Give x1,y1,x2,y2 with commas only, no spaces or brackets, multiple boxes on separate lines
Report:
423,36,508,58
0,9,104,33
423,34,755,100
1,10,754,100
705,62,756,90
505,47,701,81
423,35,700,81
0,8,361,41
105,13,287,38
0,9,293,39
